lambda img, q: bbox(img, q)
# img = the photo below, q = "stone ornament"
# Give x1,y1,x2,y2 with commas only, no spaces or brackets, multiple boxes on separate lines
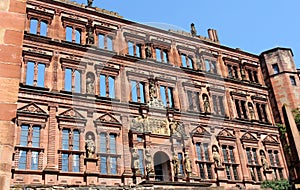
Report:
85,132,95,158
184,153,192,177
86,72,95,94
172,153,180,177
131,147,140,172
145,148,154,176
260,150,269,171
191,23,197,37
145,44,152,58
203,95,210,113
212,145,222,167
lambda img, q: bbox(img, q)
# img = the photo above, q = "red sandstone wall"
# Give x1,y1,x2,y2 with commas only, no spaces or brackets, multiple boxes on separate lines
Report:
0,0,26,189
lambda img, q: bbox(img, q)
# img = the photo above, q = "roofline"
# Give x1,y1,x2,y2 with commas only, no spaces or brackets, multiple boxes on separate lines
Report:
260,47,294,57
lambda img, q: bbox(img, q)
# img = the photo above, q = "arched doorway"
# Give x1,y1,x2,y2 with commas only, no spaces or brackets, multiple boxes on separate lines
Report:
153,151,171,181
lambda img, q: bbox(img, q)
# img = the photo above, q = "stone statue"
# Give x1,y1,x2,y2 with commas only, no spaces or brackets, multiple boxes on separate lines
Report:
203,95,210,113
86,74,94,94
145,149,153,176
261,153,269,171
191,23,197,37
212,146,221,167
172,154,180,177
145,45,152,58
184,153,192,177
249,105,255,120
87,0,93,7
132,147,140,172
85,135,95,158
149,80,156,99
86,26,94,45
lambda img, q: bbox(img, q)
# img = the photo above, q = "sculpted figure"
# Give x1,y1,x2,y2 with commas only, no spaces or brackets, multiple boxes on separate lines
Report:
149,80,157,99
203,95,210,113
132,147,140,172
212,146,221,167
249,104,255,120
145,45,152,58
184,153,192,177
86,135,95,158
172,154,180,177
86,26,94,45
261,152,269,171
145,149,153,175
86,74,94,94
191,23,197,37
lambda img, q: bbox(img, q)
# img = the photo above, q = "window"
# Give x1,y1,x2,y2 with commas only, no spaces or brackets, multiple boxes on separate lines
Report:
256,103,269,123
160,86,174,108
99,74,115,98
29,18,48,37
98,33,113,51
222,145,239,180
131,80,145,103
205,59,217,74
187,91,200,112
227,64,238,79
212,95,225,115
235,99,247,119
181,54,194,69
64,68,81,92
138,149,145,176
127,41,141,57
246,148,262,182
178,153,184,175
65,26,82,44
290,76,296,86
272,64,279,74
25,61,46,87
17,124,41,170
155,48,168,63
99,133,119,174
195,143,213,179
60,129,81,172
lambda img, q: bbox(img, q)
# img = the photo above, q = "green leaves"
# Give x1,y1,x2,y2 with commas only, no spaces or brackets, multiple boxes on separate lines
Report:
261,179,291,190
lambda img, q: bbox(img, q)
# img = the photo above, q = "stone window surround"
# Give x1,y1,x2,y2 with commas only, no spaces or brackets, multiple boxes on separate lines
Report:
182,82,204,112
156,77,178,109
223,57,241,79
151,39,171,64
94,25,117,51
126,72,150,103
61,16,87,44
26,7,54,36
177,46,197,69
200,51,219,75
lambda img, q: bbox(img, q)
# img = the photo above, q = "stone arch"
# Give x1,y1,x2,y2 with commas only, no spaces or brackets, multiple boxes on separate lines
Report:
153,151,171,181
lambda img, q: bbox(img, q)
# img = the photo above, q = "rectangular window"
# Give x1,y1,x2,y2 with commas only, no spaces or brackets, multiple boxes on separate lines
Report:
100,133,106,153
205,59,210,72
62,129,69,150
110,134,116,154
268,151,275,166
181,54,187,67
110,157,117,174
31,151,39,170
64,68,72,91
156,48,162,62
108,76,115,98
138,149,144,176
32,126,40,147
40,21,48,36
74,70,81,93
204,143,209,161
207,164,212,179
30,19,38,34
274,151,280,166
37,63,45,87
128,42,134,56
178,153,184,175
162,51,168,63
98,34,105,49
100,156,107,174
140,83,145,103
196,143,202,160
233,166,239,180
72,154,80,172
100,74,106,97
73,130,80,151
257,167,262,181
272,64,279,74
290,76,296,86
75,29,81,44
222,146,228,163
253,149,258,164
218,96,225,115
61,153,69,172
199,163,205,179
18,150,27,169
225,165,231,180
136,44,141,57
131,81,137,102
66,26,73,42
246,148,252,164
167,87,173,108
26,61,34,86
160,86,167,107
20,125,29,146
229,147,235,163
107,37,113,51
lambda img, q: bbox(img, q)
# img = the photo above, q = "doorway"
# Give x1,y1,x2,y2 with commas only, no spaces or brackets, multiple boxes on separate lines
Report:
153,151,171,181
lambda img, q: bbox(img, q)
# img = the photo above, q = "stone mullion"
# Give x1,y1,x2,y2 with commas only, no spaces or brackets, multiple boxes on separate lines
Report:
38,151,43,170
203,163,208,179
137,82,141,102
235,130,251,181
27,150,31,170
199,93,204,113
104,35,108,50
79,130,84,172
216,95,221,115
21,59,27,84
144,83,150,103
46,104,58,170
238,100,244,119
133,43,137,56
33,62,38,86
28,124,33,146
105,75,109,97
72,27,75,43
95,74,99,96
259,104,265,122
71,69,75,92
160,49,164,62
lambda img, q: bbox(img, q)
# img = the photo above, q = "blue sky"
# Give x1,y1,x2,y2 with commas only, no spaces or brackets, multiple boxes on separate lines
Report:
75,0,300,68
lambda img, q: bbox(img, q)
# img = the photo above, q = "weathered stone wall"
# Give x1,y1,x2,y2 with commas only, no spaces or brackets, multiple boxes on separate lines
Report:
0,0,26,189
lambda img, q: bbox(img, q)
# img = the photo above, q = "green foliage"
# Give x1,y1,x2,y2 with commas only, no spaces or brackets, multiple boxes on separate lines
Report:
292,108,300,128
261,180,291,190
276,123,286,139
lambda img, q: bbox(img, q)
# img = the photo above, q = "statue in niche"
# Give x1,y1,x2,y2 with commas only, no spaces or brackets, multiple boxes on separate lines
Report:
240,65,246,80
203,95,210,113
145,148,154,176
149,80,157,99
191,23,197,37
132,147,140,172
172,153,180,177
145,45,152,58
184,153,192,177
87,0,93,7
86,25,95,45
85,134,95,158
248,104,255,120
260,151,269,171
86,73,95,94
212,146,222,167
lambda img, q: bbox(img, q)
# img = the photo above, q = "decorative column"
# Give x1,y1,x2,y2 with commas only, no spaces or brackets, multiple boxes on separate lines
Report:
121,116,133,185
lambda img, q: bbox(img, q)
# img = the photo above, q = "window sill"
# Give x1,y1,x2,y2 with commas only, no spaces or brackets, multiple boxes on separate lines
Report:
20,84,50,91
15,146,44,151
